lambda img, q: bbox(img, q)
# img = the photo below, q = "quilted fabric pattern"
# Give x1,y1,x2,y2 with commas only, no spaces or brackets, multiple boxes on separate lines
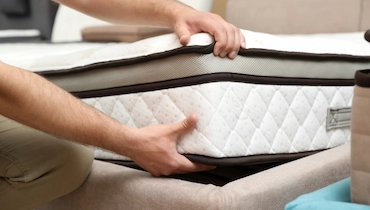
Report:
85,82,353,160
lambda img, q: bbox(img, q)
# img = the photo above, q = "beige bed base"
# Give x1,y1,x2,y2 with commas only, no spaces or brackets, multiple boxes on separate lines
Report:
38,144,349,210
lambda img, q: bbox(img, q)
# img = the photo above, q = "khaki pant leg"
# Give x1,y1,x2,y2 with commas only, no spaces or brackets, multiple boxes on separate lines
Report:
0,115,94,210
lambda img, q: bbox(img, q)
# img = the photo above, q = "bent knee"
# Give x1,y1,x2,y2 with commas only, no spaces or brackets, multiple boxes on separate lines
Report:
54,141,94,192
0,129,94,209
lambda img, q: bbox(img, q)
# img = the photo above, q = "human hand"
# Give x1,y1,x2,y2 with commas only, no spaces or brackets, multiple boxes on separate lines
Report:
173,10,246,60
124,114,215,177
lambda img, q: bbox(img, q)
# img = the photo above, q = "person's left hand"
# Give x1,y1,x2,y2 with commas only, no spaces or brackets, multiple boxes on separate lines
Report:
173,10,246,60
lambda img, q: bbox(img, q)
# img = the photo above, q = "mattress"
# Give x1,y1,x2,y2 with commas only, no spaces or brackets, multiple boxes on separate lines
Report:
1,30,370,166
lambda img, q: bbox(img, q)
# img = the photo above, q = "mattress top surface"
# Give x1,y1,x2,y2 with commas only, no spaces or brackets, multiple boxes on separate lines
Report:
0,30,369,73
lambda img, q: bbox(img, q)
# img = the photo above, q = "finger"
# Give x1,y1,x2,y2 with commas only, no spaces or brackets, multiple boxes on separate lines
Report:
174,166,216,175
182,163,216,173
176,155,216,173
171,114,198,136
239,29,246,49
174,23,192,46
220,26,237,58
227,27,241,59
217,29,233,58
213,29,227,57
151,154,215,176
227,31,241,60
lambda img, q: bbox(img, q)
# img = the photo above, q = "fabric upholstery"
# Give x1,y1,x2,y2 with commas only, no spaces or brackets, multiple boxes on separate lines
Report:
38,144,350,210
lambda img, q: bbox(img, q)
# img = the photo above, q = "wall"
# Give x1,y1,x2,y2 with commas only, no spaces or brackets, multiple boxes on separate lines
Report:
211,0,228,19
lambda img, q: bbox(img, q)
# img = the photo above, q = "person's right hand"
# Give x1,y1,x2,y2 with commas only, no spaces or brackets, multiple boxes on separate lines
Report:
123,114,215,177
173,10,246,60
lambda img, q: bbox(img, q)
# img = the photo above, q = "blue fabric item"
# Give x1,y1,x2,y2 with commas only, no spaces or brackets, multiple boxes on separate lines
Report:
285,178,370,210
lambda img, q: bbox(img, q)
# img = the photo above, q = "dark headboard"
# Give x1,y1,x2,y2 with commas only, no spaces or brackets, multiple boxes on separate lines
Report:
0,0,59,41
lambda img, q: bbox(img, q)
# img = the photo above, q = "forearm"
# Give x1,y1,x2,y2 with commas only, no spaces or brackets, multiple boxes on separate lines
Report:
54,0,194,27
0,62,214,176
0,62,131,154
55,0,245,60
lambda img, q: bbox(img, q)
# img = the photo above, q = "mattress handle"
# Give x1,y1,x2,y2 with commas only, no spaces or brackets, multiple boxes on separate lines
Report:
326,107,352,130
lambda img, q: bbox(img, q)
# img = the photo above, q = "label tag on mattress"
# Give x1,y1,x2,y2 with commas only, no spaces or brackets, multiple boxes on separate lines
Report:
326,107,352,130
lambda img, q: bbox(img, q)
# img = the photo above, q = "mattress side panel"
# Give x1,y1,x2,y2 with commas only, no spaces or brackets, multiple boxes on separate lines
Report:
87,81,352,164
45,53,370,94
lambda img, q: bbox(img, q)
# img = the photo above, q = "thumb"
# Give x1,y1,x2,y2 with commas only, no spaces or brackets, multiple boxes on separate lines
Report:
175,23,191,46
172,114,198,136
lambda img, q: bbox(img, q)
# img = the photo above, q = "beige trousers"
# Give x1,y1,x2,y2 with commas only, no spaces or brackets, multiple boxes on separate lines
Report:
0,115,94,210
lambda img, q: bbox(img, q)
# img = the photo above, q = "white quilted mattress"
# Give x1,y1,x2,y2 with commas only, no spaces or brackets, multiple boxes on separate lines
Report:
1,30,370,165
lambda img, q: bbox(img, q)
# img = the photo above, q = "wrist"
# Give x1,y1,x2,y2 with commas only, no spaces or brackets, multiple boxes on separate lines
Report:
96,121,135,157
162,0,195,28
